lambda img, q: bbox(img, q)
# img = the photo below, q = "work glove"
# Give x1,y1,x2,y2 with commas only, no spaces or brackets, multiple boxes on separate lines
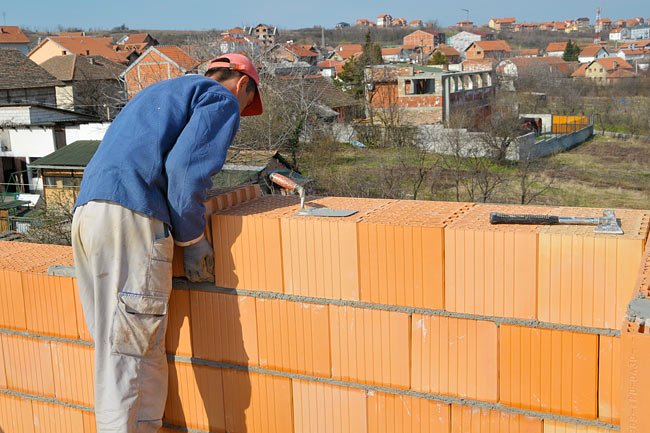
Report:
183,237,214,282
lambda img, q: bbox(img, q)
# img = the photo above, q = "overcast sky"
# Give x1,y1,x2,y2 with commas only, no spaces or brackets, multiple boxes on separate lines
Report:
4,0,649,31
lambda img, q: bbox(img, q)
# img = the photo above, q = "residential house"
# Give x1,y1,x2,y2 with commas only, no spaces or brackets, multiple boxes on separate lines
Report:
624,40,650,49
461,58,500,72
596,18,612,31
465,40,512,61
617,48,650,63
456,21,474,30
576,17,590,27
552,22,567,32
356,19,374,27
571,57,636,83
330,44,363,61
578,45,610,63
539,22,555,31
117,33,158,47
488,17,516,31
447,31,482,54
431,44,461,64
625,19,641,29
403,30,446,51
317,59,345,77
336,22,350,29
545,41,568,57
39,55,124,119
0,49,64,108
28,139,100,206
631,26,650,40
266,43,319,66
381,47,409,63
610,28,631,41
365,64,494,124
28,36,127,65
248,24,278,47
217,34,256,54
614,19,626,29
392,18,408,27
410,20,423,27
120,46,198,99
516,23,540,32
377,14,392,27
0,26,30,55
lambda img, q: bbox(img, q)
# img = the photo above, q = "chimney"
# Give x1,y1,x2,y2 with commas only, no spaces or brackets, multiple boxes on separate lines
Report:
613,60,618,69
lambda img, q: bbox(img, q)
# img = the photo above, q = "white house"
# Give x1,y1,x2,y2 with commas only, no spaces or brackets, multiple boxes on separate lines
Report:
447,31,482,56
578,45,611,63
617,48,650,63
631,26,650,40
0,26,30,55
381,47,410,63
609,28,631,41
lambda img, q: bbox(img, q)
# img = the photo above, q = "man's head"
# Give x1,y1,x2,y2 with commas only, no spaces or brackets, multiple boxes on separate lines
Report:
204,54,263,116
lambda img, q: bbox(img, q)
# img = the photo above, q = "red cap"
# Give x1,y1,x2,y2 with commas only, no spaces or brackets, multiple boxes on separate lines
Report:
207,54,263,116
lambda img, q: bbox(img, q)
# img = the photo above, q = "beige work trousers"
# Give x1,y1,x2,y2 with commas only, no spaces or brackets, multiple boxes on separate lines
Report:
72,200,174,433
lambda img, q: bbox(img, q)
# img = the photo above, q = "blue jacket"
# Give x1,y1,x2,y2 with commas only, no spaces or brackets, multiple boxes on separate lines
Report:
75,75,240,244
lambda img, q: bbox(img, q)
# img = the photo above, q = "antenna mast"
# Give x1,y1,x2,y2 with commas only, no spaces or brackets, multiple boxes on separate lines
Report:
461,8,470,21
594,7,601,43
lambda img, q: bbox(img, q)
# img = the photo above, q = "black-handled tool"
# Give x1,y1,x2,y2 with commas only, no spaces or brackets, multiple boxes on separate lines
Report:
489,210,623,234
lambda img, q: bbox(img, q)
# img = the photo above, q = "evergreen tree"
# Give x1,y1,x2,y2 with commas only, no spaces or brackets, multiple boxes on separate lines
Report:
427,50,448,65
562,40,580,62
359,31,383,66
336,31,382,100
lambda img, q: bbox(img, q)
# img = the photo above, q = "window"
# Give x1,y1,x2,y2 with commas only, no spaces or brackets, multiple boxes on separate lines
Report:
405,78,435,95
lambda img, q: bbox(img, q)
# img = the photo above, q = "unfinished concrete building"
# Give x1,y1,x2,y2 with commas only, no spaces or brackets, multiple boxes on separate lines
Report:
365,64,494,125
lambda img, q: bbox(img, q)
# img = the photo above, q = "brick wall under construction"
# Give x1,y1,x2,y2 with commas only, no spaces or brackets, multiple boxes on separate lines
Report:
0,185,649,432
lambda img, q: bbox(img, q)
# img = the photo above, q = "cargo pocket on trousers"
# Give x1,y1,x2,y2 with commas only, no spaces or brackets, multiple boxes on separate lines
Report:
111,292,168,357
110,229,174,357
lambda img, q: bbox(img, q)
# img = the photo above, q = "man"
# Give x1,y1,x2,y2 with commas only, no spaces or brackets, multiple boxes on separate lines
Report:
71,54,262,432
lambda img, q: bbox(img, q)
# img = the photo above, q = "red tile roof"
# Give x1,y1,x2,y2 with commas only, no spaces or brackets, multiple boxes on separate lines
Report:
124,33,149,44
507,56,569,74
570,63,589,77
281,43,318,57
0,241,73,274
45,36,125,63
594,57,633,71
317,59,345,74
493,17,516,23
0,26,29,44
381,47,403,55
608,68,638,78
436,44,460,57
473,40,512,52
579,45,605,57
334,44,363,60
156,46,198,70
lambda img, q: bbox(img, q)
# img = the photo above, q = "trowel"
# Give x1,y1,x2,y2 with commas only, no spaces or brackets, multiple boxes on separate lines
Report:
489,209,624,234
269,173,357,217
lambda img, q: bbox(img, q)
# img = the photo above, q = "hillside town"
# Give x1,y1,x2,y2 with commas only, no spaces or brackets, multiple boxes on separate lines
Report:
1,5,650,433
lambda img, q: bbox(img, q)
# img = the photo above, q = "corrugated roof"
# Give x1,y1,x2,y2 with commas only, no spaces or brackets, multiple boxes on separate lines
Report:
31,140,100,168
0,48,64,90
0,26,30,44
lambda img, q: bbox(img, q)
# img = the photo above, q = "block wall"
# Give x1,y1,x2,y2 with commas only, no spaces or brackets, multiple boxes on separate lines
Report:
1,189,649,432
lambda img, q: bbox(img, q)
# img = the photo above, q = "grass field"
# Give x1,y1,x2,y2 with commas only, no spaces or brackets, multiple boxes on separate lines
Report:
301,134,650,210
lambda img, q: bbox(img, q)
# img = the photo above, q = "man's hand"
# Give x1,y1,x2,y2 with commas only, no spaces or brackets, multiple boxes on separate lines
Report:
183,237,214,282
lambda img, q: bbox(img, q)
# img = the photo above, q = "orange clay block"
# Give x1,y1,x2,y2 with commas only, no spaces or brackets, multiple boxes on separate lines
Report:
620,329,650,433
22,274,78,339
537,208,649,329
280,197,394,301
173,185,262,277
450,405,542,433
51,342,94,407
189,291,258,366
358,200,473,309
329,305,410,389
82,411,96,433
0,393,35,433
222,369,293,433
543,420,617,432
72,279,92,342
255,298,331,377
0,241,73,274
0,339,6,389
367,390,450,433
598,336,620,425
212,195,299,292
165,361,226,432
166,289,193,357
0,270,27,331
1,334,55,398
411,314,498,402
31,399,84,433
499,325,598,419
292,379,367,433
445,204,542,320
